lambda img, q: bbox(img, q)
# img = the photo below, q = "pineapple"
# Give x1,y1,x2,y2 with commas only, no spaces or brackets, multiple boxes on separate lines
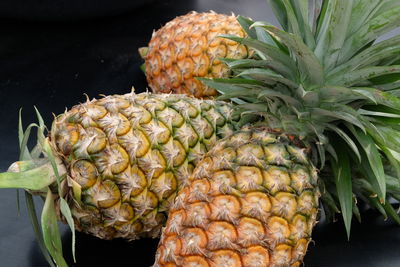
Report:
154,0,400,266
142,11,249,98
0,92,239,266
154,128,319,267
1,0,400,266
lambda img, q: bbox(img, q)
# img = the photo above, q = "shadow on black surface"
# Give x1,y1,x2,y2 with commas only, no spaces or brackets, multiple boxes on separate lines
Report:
27,210,400,267
29,229,159,267
0,0,190,22
307,211,400,267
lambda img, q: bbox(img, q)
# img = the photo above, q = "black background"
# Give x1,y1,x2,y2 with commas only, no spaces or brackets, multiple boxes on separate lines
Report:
1,0,400,266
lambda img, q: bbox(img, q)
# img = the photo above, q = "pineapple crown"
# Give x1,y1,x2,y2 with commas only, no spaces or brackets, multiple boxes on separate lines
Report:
202,0,400,237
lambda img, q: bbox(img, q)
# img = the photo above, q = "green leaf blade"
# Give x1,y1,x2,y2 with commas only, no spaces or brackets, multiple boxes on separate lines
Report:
221,35,297,74
41,190,68,267
331,140,353,239
253,23,324,86
60,198,76,263
0,163,55,190
338,5,400,64
349,127,386,202
328,66,400,86
25,192,55,267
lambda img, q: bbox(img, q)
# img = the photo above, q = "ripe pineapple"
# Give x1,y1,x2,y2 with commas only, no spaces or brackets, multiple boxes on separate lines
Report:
1,0,400,266
154,128,319,266
53,92,240,240
154,0,400,266
142,11,249,98
0,92,239,266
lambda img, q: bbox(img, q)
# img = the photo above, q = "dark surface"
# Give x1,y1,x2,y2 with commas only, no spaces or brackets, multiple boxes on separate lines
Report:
0,0,156,21
0,0,399,266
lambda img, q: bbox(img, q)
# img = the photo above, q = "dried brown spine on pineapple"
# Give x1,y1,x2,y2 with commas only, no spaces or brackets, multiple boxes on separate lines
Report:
154,127,320,267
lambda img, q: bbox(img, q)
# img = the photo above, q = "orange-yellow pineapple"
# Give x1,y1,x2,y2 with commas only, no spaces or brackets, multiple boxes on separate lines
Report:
154,128,320,266
143,11,249,98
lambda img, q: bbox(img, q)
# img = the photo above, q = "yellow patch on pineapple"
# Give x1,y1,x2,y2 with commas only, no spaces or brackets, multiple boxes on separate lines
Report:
85,127,107,154
263,166,292,194
267,216,291,241
96,180,121,209
236,166,264,192
210,170,237,195
292,238,309,262
271,192,298,220
240,192,272,221
290,214,308,241
272,243,292,266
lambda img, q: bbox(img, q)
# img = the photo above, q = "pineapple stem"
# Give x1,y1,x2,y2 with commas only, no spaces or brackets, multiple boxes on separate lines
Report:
0,160,61,190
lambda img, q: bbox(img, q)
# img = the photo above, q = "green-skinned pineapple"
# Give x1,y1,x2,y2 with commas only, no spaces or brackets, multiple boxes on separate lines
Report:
49,92,239,240
0,92,240,266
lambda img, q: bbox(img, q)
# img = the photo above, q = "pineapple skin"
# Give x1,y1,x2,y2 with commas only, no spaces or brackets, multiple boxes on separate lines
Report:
145,12,249,98
154,128,320,266
50,92,238,240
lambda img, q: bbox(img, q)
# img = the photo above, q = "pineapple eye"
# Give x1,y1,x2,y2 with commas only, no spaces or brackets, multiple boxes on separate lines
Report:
128,165,147,197
54,123,79,155
237,217,265,246
210,250,242,267
182,256,209,267
118,203,135,222
71,159,98,190
272,244,292,266
85,127,107,154
242,246,270,267
181,228,208,255
210,195,240,222
235,166,264,193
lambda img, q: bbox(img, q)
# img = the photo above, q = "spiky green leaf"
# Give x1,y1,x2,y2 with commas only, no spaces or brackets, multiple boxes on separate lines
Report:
338,6,400,64
238,68,298,89
346,0,381,36
328,35,400,77
331,140,353,238
288,0,316,48
328,66,400,86
25,192,55,267
253,23,324,86
221,35,297,73
60,198,76,262
325,124,361,163
237,15,257,39
268,0,288,30
41,190,67,267
221,58,294,79
314,0,353,70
